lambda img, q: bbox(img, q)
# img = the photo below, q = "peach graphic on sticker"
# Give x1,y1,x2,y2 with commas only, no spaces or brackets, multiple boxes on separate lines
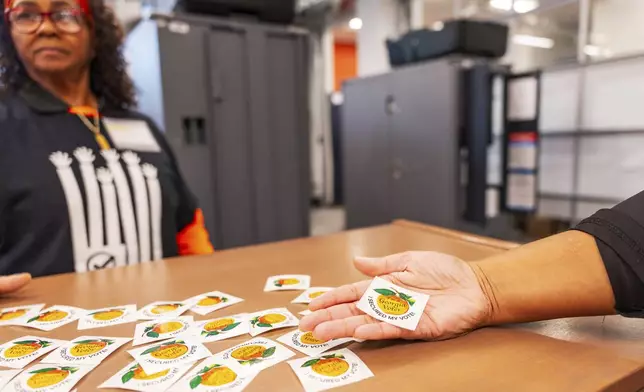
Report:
264,275,311,291
197,296,228,307
88,309,124,321
68,339,113,357
299,332,327,345
144,321,185,338
356,276,430,331
142,340,190,360
26,366,78,388
27,310,68,323
3,340,51,359
202,318,239,337
0,309,27,321
231,345,275,366
189,364,238,388
251,313,286,328
302,354,350,377
151,303,181,315
121,363,169,383
374,288,415,316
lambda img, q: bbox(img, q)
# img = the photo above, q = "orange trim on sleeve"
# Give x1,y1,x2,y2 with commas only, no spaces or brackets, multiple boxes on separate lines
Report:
177,209,215,256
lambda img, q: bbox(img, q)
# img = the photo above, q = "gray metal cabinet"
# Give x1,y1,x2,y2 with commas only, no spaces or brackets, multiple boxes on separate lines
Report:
127,16,310,249
342,74,392,228
342,60,461,229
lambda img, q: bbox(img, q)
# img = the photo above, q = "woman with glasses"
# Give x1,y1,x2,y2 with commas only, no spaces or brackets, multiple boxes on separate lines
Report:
0,0,214,289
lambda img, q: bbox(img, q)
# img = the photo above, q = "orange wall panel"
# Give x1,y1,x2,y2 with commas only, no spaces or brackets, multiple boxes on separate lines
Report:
334,41,357,91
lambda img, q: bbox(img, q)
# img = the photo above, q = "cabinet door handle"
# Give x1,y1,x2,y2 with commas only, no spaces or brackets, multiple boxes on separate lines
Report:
212,68,223,102
385,95,400,115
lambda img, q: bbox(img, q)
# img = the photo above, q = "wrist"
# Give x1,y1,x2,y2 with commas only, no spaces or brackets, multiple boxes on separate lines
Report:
469,262,501,327
469,231,616,326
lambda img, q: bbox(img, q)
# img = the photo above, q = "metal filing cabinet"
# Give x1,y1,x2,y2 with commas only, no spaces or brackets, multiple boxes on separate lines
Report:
342,59,494,231
126,15,311,249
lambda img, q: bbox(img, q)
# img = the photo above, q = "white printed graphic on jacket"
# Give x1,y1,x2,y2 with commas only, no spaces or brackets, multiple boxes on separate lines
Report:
49,148,163,272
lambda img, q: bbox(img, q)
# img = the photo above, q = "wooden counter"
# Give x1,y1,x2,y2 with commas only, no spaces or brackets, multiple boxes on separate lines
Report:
1,221,644,391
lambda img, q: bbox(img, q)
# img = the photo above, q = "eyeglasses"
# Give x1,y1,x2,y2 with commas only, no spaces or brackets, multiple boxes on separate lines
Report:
5,7,84,34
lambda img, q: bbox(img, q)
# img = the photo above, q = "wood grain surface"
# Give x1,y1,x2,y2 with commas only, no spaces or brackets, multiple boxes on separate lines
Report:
1,222,644,391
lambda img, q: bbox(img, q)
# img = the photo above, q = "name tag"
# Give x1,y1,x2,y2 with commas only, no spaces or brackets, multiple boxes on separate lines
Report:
102,118,161,152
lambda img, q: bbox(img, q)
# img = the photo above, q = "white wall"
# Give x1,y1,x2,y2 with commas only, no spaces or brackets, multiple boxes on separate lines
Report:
503,22,577,72
105,0,142,29
356,0,407,77
591,0,644,58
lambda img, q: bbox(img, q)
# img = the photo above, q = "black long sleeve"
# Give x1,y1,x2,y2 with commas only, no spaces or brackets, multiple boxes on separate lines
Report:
575,191,644,317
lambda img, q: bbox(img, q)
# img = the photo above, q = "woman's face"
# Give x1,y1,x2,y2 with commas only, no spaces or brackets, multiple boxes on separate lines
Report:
9,0,92,76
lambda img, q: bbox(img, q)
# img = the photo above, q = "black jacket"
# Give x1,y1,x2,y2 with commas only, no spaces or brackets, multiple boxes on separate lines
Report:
576,191,644,317
0,82,206,277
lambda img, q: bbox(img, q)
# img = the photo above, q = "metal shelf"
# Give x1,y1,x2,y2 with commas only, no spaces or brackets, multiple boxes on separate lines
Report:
541,129,644,138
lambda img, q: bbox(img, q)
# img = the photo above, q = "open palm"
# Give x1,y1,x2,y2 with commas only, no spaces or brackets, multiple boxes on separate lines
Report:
299,252,491,341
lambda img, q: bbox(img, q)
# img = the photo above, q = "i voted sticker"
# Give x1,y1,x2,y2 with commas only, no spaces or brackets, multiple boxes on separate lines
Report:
356,276,429,331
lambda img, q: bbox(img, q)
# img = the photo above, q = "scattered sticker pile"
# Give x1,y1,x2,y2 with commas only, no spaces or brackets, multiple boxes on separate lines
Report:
0,275,387,391
291,287,334,304
78,304,138,330
42,336,131,366
192,313,249,343
216,338,295,372
187,291,244,316
3,363,95,392
277,330,354,357
248,307,299,337
128,337,211,374
0,304,45,327
0,336,66,369
288,349,374,392
18,306,85,331
264,275,311,292
136,301,193,320
133,316,194,346
172,357,257,392
99,360,192,391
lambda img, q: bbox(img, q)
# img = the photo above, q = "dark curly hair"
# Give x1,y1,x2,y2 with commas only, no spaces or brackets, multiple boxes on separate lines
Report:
0,0,136,109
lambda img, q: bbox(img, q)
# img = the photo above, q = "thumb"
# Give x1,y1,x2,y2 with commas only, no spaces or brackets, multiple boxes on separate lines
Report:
0,273,31,295
354,253,411,277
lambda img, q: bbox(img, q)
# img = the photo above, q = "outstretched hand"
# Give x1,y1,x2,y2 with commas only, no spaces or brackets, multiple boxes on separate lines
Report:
299,252,491,341
0,273,31,296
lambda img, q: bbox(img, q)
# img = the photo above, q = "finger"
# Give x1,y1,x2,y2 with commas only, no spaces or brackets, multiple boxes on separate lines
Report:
299,303,362,332
309,281,370,311
354,322,407,340
0,273,31,295
354,252,413,277
312,314,377,341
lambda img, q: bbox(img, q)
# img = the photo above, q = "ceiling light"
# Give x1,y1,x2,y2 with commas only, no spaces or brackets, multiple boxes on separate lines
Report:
584,45,612,57
584,45,601,56
512,34,554,49
490,0,512,11
349,17,363,30
490,0,539,13
514,0,539,13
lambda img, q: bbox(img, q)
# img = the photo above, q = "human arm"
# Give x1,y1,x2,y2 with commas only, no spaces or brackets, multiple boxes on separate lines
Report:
299,230,615,341
471,230,615,325
299,187,644,341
